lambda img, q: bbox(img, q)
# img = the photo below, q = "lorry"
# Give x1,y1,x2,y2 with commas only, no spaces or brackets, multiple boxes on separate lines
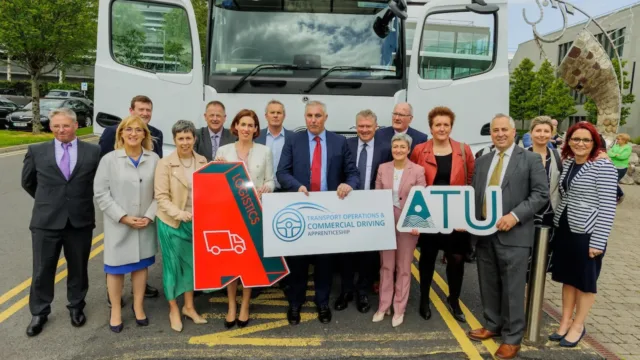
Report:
94,0,508,153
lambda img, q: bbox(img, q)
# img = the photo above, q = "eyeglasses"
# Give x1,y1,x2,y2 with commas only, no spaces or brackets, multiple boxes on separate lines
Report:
569,137,593,144
392,112,411,117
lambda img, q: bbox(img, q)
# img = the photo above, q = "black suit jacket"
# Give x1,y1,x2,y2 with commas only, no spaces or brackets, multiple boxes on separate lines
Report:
21,140,101,230
99,124,163,158
194,127,236,162
375,126,429,153
347,136,391,190
276,130,360,191
254,127,294,145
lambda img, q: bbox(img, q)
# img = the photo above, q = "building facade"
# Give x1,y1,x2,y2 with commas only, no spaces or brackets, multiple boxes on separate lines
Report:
510,3,640,137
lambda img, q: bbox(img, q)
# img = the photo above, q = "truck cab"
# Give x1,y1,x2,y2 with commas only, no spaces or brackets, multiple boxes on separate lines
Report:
94,0,507,153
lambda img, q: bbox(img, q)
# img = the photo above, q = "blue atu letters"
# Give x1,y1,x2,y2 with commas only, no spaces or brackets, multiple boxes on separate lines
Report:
396,186,503,236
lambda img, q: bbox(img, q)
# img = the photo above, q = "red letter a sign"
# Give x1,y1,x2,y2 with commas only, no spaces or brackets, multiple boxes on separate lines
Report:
192,162,289,290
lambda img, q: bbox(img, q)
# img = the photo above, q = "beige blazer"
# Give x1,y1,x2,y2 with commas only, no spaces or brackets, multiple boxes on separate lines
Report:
375,160,427,209
94,148,159,266
216,142,275,192
154,150,207,229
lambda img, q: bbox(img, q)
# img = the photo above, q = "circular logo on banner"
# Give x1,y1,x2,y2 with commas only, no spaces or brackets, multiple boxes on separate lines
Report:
272,208,306,242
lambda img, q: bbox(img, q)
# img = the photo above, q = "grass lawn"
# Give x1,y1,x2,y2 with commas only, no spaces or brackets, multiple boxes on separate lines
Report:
0,127,94,148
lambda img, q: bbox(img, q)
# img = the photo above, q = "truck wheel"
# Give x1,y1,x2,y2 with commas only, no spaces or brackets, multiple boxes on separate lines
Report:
212,247,221,255
234,246,244,254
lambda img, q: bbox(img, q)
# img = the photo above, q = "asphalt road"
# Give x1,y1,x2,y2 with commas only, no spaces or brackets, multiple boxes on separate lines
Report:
0,145,603,360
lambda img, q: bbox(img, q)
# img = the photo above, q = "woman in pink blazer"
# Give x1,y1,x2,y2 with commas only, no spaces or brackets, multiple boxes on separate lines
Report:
373,133,426,327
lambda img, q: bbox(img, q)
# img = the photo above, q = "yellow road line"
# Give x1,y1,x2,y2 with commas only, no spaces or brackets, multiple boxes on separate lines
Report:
413,249,499,359
189,313,317,346
0,234,104,306
0,244,105,324
410,262,483,360
202,312,313,320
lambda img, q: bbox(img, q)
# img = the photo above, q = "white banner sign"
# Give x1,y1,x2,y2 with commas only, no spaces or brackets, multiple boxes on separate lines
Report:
262,190,397,257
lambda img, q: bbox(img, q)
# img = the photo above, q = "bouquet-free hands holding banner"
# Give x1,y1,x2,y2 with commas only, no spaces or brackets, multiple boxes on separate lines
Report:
192,161,289,291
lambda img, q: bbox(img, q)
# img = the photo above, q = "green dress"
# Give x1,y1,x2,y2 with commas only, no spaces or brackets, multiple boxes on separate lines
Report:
156,219,194,301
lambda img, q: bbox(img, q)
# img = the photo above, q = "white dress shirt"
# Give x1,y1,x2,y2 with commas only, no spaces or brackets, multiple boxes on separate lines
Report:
357,137,375,190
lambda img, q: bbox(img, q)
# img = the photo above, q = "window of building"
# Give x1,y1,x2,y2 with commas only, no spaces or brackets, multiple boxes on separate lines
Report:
110,0,193,73
416,11,496,80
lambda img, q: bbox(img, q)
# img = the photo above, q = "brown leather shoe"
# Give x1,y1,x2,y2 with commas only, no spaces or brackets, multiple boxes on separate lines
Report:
495,344,521,359
468,328,499,341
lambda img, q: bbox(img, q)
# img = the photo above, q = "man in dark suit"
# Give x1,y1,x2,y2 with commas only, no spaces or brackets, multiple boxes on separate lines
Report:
335,109,391,314
277,100,360,325
194,100,236,161
98,95,160,301
98,95,163,158
375,102,428,153
21,108,101,337
255,100,294,192
468,114,548,359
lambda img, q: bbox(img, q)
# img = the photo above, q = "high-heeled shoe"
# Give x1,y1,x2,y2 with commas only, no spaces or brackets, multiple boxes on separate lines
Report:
392,314,404,327
372,308,391,322
237,318,250,328
559,327,586,347
131,305,149,326
109,309,123,333
548,331,567,341
182,307,207,324
224,318,237,329
169,311,183,332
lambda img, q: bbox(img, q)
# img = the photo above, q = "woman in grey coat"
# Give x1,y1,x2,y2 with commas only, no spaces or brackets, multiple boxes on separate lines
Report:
94,115,159,333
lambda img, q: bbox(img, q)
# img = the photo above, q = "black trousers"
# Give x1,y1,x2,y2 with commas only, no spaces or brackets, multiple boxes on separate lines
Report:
418,233,466,303
29,222,93,316
285,254,332,308
337,251,376,295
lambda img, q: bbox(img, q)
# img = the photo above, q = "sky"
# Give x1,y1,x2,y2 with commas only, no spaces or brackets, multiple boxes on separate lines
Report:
508,0,640,58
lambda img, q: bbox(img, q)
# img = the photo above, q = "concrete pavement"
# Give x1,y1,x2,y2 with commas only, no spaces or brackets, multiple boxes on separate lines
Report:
0,145,605,359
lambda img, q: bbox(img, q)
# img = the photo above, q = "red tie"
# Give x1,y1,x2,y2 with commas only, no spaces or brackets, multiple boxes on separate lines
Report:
311,136,322,191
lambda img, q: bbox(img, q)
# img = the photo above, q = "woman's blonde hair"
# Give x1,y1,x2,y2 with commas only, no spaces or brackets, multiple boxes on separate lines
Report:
529,116,554,133
115,115,153,151
617,133,631,144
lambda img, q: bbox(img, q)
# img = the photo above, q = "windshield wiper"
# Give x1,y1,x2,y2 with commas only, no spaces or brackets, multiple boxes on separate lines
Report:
230,64,299,92
303,66,392,93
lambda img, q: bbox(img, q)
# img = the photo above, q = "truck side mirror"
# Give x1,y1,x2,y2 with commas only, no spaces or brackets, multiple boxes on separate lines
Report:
466,0,499,14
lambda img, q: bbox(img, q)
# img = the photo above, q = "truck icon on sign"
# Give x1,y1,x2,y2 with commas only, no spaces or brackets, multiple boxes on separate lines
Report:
204,230,247,255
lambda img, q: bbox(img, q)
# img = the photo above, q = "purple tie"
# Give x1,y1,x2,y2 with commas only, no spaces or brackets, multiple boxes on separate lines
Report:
60,142,71,180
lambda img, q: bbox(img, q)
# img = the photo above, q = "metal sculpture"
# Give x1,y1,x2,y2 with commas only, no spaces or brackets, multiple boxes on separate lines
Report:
523,0,624,143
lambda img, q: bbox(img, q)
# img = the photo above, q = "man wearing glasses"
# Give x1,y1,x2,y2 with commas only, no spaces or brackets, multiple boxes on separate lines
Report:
375,102,428,153
194,101,236,162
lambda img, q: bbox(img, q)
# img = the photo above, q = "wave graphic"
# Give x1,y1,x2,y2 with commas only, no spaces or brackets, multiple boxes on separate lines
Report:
402,215,436,228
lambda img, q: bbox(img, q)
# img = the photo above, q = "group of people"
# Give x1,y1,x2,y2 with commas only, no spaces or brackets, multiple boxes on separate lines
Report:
21,95,619,360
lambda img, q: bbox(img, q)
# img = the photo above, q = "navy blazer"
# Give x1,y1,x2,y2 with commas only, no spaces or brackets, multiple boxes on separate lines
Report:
277,130,360,191
375,126,428,153
254,127,294,145
347,136,391,190
99,124,163,158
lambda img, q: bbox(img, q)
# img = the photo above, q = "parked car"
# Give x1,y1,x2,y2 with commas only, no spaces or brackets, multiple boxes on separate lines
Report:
0,98,21,129
0,89,31,106
45,89,94,107
6,98,93,131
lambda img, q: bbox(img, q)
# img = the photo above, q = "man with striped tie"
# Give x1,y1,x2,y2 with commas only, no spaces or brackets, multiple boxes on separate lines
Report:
276,100,360,325
194,100,236,162
467,114,548,359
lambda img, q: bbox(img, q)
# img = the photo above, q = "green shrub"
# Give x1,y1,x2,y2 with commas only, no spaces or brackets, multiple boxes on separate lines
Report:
632,136,640,145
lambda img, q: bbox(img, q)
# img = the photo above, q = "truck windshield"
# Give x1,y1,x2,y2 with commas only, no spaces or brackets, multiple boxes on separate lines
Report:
209,0,401,80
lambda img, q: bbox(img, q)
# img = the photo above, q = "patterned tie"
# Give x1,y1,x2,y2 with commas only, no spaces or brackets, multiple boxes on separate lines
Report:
483,151,505,218
211,134,219,159
358,143,368,190
310,136,322,191
60,142,71,180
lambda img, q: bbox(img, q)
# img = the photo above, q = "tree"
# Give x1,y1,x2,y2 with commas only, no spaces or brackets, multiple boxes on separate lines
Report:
584,58,635,126
164,8,193,71
543,78,577,121
0,0,97,133
509,58,536,129
192,0,209,63
112,2,146,68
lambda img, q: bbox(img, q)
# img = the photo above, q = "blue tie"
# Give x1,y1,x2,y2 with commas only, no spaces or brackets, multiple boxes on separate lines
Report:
358,143,368,190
